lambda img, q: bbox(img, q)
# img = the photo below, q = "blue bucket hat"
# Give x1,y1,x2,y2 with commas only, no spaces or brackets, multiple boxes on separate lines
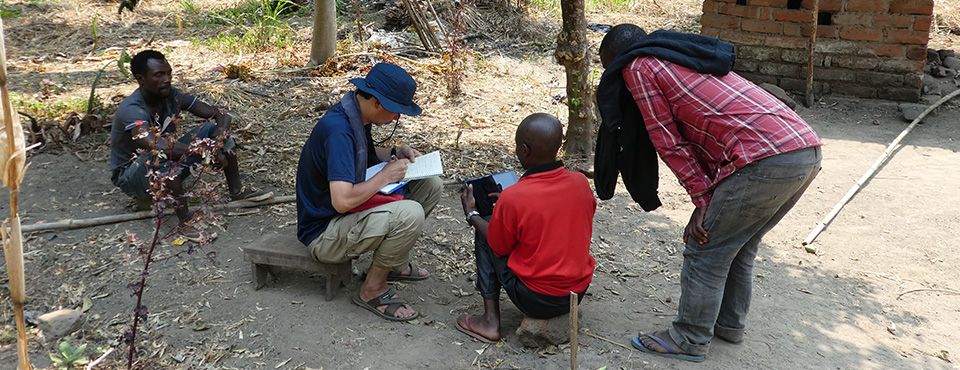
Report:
350,63,422,116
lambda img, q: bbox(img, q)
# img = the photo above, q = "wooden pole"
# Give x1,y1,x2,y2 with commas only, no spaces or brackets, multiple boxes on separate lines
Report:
0,16,32,370
802,88,960,248
569,292,578,370
804,0,821,107
20,195,296,233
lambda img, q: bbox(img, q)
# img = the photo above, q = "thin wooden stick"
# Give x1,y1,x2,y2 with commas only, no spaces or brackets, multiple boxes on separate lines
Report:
84,347,114,370
577,330,631,350
569,292,578,370
804,0,820,107
802,88,960,248
897,288,960,300
21,195,296,233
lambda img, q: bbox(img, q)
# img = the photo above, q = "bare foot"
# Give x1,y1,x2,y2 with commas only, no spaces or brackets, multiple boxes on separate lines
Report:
455,314,500,343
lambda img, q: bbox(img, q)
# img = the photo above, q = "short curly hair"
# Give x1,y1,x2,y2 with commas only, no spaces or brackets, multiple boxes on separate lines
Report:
599,24,648,67
130,50,167,77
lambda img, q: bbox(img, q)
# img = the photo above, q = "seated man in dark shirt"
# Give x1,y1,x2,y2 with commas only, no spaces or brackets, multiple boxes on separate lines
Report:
296,63,441,321
109,50,271,241
456,113,597,343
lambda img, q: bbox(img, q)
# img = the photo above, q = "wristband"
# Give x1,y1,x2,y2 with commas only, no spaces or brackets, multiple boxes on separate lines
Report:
465,211,480,224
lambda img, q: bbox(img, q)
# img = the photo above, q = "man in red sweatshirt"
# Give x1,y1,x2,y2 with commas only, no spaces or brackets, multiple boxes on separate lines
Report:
456,113,597,343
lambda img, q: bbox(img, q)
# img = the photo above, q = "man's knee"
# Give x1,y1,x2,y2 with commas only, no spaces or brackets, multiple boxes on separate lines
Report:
393,200,425,229
419,176,443,194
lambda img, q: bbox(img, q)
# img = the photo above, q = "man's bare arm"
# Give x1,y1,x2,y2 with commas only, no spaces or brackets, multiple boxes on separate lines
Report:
132,125,189,161
188,99,231,137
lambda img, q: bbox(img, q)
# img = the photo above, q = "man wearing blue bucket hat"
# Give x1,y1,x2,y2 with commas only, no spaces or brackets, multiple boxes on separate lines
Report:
296,63,442,321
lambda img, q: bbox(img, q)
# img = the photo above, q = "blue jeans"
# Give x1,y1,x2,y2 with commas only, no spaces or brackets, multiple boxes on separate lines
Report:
112,122,234,198
668,146,821,356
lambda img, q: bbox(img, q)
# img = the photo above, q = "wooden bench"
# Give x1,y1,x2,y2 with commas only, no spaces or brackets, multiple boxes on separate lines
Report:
242,234,352,300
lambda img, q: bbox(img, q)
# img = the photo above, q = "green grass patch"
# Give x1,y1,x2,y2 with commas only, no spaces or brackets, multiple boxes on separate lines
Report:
1,0,21,18
183,0,304,52
12,94,97,121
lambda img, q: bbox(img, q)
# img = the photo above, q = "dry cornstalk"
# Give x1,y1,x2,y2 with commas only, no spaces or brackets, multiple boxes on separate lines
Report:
0,16,33,370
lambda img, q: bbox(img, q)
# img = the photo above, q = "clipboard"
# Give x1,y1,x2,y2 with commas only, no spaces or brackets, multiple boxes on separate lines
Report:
466,170,518,217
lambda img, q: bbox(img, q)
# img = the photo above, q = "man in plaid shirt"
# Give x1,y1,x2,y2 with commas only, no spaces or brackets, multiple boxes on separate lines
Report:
597,24,823,362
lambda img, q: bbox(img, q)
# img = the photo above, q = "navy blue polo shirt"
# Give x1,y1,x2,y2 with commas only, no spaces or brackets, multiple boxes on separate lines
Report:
296,103,381,246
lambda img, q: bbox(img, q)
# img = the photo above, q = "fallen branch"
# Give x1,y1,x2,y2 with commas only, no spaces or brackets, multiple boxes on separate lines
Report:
897,288,960,300
21,195,295,233
802,88,960,249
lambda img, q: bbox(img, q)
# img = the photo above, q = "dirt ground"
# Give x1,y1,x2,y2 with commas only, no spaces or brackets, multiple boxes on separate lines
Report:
3,0,960,369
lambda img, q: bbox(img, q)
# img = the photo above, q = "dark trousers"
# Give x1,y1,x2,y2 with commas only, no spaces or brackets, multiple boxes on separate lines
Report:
474,222,585,319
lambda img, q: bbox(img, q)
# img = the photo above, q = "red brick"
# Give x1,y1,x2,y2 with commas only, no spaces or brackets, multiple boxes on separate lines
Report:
886,29,930,45
774,9,813,23
873,14,915,28
702,13,741,29
817,25,838,39
840,28,883,41
742,19,782,34
832,13,872,26
799,24,816,37
718,3,760,18
914,17,932,31
845,0,885,12
873,44,905,57
890,0,933,15
765,36,809,49
750,0,788,6
759,8,773,21
812,0,843,11
905,46,927,60
702,1,719,13
701,28,721,38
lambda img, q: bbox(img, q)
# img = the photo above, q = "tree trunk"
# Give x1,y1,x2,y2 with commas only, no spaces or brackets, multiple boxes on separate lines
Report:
308,0,337,66
556,0,597,172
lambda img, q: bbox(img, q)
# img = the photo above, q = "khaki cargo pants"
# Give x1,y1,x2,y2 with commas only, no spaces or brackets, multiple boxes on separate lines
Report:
307,176,442,272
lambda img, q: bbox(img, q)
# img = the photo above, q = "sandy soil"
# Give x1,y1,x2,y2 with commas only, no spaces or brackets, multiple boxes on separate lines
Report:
2,0,960,369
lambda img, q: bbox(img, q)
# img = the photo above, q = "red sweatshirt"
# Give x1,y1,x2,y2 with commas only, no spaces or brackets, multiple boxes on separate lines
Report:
488,165,597,297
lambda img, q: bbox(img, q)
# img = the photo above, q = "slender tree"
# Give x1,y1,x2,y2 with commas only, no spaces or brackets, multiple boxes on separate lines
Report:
309,0,338,66
556,0,597,170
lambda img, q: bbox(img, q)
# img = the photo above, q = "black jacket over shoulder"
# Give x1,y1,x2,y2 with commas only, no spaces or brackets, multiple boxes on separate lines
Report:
594,30,736,211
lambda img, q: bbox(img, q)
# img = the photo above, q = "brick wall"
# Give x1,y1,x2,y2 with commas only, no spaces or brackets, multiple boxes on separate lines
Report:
700,0,932,101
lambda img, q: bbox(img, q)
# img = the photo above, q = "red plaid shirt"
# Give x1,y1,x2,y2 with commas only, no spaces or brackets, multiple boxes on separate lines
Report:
623,56,822,208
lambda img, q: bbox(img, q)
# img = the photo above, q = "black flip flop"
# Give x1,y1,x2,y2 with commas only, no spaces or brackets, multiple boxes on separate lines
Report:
351,287,417,322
